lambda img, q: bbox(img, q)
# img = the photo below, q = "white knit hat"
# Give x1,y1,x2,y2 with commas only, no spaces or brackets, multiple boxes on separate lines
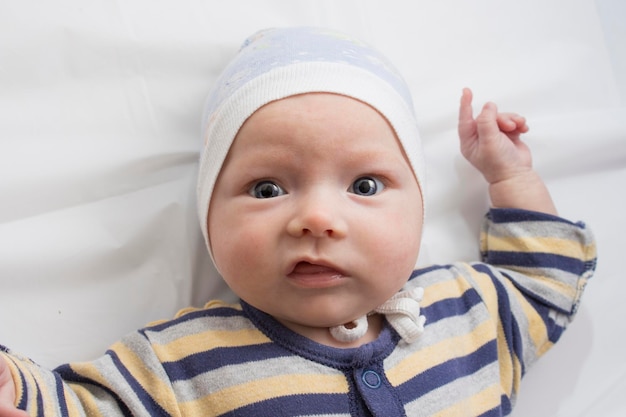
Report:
197,27,425,258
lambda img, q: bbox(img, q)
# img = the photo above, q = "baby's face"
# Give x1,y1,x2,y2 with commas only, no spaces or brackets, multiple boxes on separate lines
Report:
208,93,423,337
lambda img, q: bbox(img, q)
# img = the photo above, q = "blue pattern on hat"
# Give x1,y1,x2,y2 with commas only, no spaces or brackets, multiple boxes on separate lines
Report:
204,27,414,122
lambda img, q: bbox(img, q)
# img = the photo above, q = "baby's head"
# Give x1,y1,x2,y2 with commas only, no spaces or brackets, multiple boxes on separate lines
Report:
198,27,425,335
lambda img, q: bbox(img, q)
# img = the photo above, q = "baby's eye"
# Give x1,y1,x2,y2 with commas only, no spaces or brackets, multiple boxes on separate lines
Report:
349,176,384,196
249,181,286,199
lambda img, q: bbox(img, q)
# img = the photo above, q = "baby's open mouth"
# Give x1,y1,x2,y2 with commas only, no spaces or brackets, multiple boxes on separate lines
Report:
287,261,345,288
291,261,340,275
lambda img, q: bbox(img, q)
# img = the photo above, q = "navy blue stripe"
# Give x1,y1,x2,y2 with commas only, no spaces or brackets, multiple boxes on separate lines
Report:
496,278,526,377
500,394,512,415
488,208,576,225
421,287,483,324
397,340,498,401
55,363,133,417
482,251,585,275
476,264,572,373
409,264,443,280
219,393,351,417
521,293,567,343
548,320,565,344
53,371,69,417
34,378,44,417
107,350,170,417
584,259,597,275
477,396,510,417
146,306,245,333
16,368,28,410
163,342,283,381
473,264,525,376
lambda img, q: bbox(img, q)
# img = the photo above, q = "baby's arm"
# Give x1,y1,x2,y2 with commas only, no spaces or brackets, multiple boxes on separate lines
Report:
458,88,557,215
0,356,27,417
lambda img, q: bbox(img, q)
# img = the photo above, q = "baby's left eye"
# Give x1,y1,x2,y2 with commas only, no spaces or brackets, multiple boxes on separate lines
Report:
249,181,286,199
349,176,384,196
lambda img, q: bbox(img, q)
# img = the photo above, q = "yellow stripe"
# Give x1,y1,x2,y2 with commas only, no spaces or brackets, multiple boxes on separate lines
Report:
420,274,474,308
179,373,349,416
24,370,39,416
469,255,566,351
469,267,499,324
476,266,554,394
66,384,104,417
536,339,554,358
511,353,522,395
387,319,495,386
524,272,578,299
432,383,502,417
177,300,243,319
3,354,38,415
512,288,554,358
473,267,548,394
69,360,107,384
147,300,243,327
495,319,513,397
69,345,182,416
151,328,272,362
483,234,595,261
474,268,516,397
389,265,501,386
518,290,548,350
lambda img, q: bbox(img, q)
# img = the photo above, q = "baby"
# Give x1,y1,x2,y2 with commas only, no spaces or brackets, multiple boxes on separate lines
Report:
0,27,596,417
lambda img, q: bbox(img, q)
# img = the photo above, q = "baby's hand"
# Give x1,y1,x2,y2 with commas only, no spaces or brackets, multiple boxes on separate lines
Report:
458,88,532,184
457,88,557,215
0,356,28,417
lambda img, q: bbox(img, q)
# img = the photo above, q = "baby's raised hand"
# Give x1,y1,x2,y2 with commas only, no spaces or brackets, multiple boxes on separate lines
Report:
457,88,557,215
0,356,27,417
458,88,532,185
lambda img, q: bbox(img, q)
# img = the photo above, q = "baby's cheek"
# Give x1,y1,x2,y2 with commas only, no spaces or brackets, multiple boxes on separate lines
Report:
221,231,262,265
374,222,420,271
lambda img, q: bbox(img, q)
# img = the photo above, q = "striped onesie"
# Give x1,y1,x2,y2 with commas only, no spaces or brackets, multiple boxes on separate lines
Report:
2,208,596,416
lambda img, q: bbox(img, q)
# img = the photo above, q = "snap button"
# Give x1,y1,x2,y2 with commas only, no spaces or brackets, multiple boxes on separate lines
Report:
362,370,382,389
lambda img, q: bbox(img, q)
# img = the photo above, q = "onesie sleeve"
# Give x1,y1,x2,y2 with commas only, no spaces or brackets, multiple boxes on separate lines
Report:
402,208,595,413
1,328,182,417
479,208,596,317
465,208,596,400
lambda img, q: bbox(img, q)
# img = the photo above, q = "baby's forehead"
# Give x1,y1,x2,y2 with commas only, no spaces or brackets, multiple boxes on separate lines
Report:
236,92,393,137
227,93,407,166
244,92,386,123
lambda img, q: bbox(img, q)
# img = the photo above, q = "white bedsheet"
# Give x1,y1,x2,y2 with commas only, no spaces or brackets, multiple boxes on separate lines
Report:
1,1,624,415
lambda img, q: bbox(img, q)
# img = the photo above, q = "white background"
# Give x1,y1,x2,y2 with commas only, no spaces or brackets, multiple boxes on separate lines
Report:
1,1,624,416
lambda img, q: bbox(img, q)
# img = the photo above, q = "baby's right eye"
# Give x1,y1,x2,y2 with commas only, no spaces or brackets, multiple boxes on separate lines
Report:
249,181,286,199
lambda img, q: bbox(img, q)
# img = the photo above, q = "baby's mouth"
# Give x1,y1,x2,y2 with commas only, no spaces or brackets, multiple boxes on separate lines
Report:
292,261,339,274
287,261,345,288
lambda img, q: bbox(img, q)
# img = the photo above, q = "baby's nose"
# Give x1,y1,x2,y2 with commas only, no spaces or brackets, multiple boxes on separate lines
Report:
286,192,347,238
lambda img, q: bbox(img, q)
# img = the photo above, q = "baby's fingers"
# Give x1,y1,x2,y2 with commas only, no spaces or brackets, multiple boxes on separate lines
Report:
459,88,474,124
458,88,476,140
475,102,502,144
497,112,529,134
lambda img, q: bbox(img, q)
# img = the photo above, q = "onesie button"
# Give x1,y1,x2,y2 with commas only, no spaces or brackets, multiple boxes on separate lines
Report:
362,370,382,389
